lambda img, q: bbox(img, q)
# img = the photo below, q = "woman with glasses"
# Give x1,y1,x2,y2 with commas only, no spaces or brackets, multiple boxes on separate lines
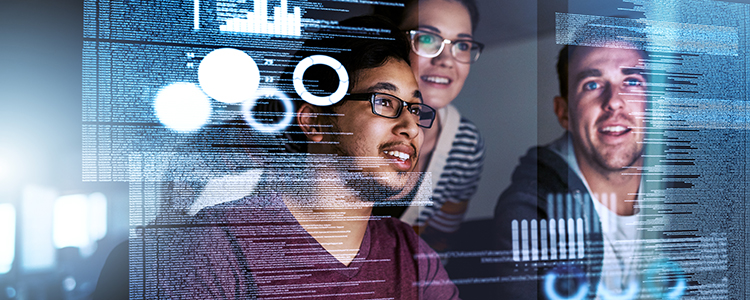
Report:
374,0,485,252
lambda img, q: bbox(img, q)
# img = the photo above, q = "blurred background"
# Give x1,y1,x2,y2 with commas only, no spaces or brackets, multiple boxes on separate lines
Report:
1,1,130,299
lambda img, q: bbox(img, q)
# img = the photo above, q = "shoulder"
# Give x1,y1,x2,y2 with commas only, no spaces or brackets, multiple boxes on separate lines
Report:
495,146,567,216
369,216,431,251
370,216,419,239
442,116,484,169
191,193,285,224
454,117,484,151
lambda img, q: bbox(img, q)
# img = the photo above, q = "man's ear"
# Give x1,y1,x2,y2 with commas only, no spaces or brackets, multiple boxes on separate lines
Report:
297,103,325,143
553,96,570,130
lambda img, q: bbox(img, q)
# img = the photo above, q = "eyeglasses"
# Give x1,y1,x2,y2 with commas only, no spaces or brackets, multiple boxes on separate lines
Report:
406,30,484,64
345,93,436,128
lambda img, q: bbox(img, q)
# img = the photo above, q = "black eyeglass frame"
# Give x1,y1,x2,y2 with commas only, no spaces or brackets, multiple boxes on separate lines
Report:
406,30,485,64
345,92,436,128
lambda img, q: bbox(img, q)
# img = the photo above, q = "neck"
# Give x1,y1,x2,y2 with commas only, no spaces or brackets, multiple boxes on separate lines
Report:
576,155,642,216
280,165,372,266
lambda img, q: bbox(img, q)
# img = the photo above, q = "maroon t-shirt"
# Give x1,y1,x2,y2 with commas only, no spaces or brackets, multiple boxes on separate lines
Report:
159,194,460,300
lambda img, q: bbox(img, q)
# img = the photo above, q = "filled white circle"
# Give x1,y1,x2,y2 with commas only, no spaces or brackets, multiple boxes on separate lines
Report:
198,48,260,104
292,55,348,106
242,88,294,133
154,82,212,132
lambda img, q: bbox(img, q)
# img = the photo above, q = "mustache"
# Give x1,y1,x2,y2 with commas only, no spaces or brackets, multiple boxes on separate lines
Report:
595,110,635,127
378,141,417,156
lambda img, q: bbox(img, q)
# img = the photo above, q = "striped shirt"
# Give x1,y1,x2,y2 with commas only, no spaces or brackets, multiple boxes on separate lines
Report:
417,117,485,232
393,105,484,233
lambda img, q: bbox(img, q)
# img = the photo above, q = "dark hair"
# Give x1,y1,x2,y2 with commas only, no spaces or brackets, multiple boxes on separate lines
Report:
270,15,411,153
374,0,480,33
290,15,411,95
556,17,647,99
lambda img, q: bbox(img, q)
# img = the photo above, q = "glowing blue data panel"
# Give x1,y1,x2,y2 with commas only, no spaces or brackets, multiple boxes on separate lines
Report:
81,0,380,181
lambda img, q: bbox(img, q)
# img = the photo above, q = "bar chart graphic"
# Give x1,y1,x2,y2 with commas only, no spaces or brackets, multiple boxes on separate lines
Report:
218,0,302,36
511,218,586,262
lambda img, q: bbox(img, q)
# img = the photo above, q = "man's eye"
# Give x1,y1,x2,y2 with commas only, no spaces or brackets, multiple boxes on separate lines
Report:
625,78,643,86
584,81,600,91
408,105,422,115
373,98,394,107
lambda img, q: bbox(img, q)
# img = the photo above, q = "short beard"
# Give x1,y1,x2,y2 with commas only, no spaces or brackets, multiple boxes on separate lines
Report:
592,143,644,175
342,171,403,202
325,121,411,203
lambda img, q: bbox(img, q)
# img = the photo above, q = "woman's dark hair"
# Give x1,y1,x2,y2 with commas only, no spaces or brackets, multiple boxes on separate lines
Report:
374,0,480,33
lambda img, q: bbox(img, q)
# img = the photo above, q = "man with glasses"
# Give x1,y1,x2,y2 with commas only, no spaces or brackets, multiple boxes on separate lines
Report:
371,0,486,257
157,16,459,299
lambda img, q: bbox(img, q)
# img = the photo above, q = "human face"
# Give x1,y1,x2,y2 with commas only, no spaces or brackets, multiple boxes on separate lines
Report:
560,46,647,174
328,58,424,197
401,0,472,110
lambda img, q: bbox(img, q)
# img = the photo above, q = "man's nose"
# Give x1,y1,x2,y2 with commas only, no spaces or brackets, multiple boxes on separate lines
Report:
394,110,420,140
602,83,626,111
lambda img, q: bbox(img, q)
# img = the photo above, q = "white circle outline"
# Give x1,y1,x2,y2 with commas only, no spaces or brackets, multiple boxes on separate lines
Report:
292,55,349,106
242,88,294,133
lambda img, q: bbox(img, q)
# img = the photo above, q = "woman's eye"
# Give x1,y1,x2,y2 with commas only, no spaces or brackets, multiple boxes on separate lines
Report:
455,42,471,52
584,81,600,91
418,34,435,45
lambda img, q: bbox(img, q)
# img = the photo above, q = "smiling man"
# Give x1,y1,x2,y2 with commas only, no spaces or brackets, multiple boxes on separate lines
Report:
158,16,459,300
493,18,648,299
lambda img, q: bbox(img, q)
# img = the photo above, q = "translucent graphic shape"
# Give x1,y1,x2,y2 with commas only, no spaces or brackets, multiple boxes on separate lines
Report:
544,266,589,300
198,48,260,104
644,260,687,300
598,280,640,300
293,55,348,106
154,82,212,132
242,88,294,133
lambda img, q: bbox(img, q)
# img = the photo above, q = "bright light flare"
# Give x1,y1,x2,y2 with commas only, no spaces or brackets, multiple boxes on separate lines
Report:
88,192,107,241
198,48,260,104
52,193,108,258
53,194,89,250
0,203,15,274
154,82,212,132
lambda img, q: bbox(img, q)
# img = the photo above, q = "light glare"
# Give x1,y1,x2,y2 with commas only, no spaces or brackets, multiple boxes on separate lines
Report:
88,192,107,241
21,185,56,272
0,203,15,274
53,195,89,249
154,82,212,132
198,48,260,104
